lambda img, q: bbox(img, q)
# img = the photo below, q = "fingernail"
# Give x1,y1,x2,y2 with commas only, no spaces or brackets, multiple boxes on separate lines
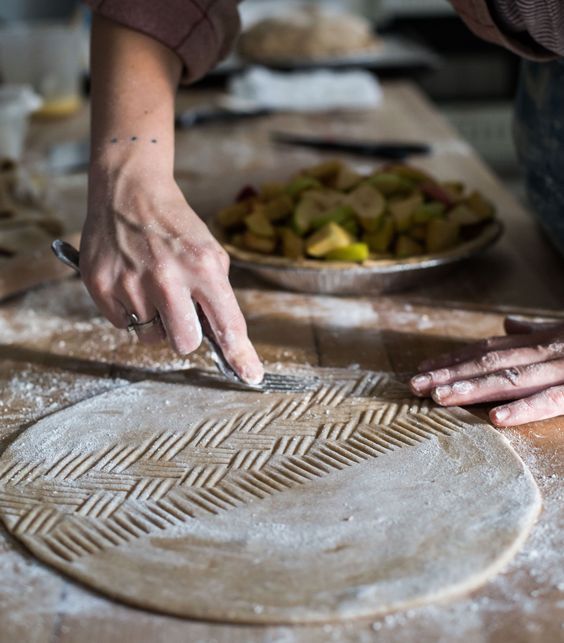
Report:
493,406,511,422
433,385,452,401
452,380,474,394
241,364,265,386
411,374,431,391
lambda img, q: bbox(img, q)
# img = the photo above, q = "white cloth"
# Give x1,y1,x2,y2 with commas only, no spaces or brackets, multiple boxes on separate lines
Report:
228,66,382,112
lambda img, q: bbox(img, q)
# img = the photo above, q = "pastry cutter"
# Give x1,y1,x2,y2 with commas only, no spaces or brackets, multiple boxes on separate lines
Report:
51,240,318,393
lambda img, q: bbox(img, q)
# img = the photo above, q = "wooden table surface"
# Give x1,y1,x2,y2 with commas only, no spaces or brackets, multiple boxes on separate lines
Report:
0,83,562,643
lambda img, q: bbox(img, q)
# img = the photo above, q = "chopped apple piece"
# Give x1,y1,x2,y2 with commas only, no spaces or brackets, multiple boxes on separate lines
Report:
365,216,394,253
305,222,352,258
286,176,322,197
325,242,369,262
368,172,413,196
218,201,251,229
389,191,423,232
396,235,424,258
303,159,343,183
413,201,445,223
262,194,294,222
310,205,355,231
293,197,322,235
280,228,305,259
426,219,460,253
463,191,495,220
447,204,482,226
386,164,432,184
293,200,316,236
347,183,386,231
242,232,277,254
245,211,275,237
334,165,363,191
293,190,344,235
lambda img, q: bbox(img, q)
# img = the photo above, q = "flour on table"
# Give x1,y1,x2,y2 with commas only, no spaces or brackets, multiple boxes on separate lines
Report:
0,369,541,624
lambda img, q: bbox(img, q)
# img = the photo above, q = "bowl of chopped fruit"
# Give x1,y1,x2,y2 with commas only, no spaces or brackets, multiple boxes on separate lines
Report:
211,160,503,295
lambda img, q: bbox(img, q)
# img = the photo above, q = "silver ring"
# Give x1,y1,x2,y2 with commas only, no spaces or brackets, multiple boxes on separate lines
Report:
127,313,161,333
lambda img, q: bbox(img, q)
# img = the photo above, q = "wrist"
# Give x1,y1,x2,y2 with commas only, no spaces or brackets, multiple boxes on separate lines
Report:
89,134,175,183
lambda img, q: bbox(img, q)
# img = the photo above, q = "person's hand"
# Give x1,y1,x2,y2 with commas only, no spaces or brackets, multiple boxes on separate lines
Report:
80,158,264,385
410,316,564,427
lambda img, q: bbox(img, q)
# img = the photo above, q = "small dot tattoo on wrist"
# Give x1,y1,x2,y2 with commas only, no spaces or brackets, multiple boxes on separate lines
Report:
108,136,157,145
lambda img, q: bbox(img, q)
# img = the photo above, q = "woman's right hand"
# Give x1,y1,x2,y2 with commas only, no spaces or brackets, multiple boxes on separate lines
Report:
83,14,263,384
80,154,264,385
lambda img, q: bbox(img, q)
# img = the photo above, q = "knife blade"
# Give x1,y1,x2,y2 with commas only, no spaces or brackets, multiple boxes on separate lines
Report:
175,106,272,129
271,132,431,160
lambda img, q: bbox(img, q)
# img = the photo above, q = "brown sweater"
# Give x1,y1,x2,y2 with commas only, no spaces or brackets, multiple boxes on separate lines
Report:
85,0,242,82
84,0,558,83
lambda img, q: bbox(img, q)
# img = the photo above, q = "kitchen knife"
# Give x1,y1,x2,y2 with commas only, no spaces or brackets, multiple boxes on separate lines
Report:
271,132,431,160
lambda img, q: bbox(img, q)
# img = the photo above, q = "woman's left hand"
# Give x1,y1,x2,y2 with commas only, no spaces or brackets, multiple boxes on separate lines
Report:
410,316,564,427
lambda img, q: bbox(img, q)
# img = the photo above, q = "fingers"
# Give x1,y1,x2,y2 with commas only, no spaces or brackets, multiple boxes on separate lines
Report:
411,341,564,396
82,271,130,329
428,358,564,407
416,333,551,375
490,385,564,427
117,279,166,346
149,280,203,356
193,276,264,385
504,316,564,335
130,316,167,345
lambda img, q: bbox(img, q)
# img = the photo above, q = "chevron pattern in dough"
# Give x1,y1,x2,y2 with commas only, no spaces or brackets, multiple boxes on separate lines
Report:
0,372,463,563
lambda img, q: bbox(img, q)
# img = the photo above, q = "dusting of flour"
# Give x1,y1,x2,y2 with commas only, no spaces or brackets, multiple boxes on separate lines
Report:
0,282,561,640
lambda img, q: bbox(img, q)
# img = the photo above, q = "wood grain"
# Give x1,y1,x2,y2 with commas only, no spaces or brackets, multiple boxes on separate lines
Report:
0,232,80,302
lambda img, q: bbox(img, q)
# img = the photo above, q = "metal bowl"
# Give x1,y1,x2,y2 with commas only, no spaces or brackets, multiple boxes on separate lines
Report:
212,220,503,296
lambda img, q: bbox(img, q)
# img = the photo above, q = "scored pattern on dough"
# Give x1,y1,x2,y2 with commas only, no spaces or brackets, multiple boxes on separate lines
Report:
0,373,464,563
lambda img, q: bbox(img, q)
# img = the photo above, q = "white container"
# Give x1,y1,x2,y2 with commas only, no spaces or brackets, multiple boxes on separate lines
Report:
0,84,42,160
0,22,83,117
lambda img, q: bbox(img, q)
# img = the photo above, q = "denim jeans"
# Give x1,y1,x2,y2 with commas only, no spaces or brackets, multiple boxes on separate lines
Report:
514,59,564,257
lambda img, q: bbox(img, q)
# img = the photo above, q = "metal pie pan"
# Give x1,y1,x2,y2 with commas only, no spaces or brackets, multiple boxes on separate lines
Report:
212,220,503,296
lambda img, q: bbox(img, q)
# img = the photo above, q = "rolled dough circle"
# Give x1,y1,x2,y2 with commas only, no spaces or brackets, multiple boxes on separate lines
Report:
0,370,540,623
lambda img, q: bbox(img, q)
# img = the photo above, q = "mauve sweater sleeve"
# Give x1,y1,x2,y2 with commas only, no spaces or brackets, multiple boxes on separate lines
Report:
84,0,241,83
449,0,556,60
491,0,564,56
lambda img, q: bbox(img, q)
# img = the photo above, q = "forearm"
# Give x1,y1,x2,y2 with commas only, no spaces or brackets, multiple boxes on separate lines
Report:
82,13,263,383
89,14,182,177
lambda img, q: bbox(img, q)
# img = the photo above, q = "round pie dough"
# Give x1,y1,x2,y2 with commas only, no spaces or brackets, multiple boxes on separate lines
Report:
238,8,380,63
0,370,541,623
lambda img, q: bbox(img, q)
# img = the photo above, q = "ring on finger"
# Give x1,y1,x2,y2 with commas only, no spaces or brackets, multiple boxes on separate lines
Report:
127,312,161,333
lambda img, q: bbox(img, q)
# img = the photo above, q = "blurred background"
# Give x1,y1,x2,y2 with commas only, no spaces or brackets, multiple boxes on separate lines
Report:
0,0,523,194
